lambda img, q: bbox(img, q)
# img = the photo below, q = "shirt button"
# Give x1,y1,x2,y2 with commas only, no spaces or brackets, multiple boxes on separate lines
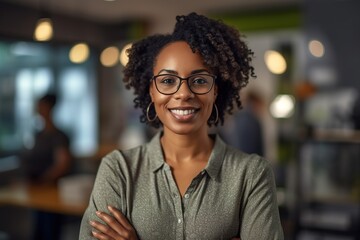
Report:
184,193,190,199
178,218,182,224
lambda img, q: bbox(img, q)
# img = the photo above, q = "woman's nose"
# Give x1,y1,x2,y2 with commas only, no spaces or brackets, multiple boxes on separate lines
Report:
174,81,194,99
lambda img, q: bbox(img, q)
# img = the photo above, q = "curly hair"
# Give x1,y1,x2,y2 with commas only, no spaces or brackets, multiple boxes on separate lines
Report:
123,12,255,128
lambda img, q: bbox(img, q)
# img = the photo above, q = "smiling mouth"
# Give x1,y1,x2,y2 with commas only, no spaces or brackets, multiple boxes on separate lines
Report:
170,109,197,116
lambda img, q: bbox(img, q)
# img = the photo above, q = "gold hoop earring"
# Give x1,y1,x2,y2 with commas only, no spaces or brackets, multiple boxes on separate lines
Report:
212,104,219,124
146,102,158,122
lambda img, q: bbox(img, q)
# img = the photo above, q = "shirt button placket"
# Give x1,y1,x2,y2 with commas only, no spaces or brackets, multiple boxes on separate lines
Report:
164,165,184,239
176,213,184,239
171,190,184,239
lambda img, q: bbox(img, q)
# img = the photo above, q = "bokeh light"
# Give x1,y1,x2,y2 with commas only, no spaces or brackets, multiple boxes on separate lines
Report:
264,50,287,74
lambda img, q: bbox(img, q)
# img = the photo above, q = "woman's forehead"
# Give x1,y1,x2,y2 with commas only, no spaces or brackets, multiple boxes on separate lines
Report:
154,41,207,75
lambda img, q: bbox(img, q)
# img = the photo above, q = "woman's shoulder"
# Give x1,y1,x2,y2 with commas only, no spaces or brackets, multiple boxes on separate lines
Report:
102,144,147,166
222,141,271,173
100,133,161,171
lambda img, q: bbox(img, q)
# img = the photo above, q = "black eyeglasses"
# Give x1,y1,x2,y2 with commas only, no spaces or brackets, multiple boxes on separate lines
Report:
152,74,216,95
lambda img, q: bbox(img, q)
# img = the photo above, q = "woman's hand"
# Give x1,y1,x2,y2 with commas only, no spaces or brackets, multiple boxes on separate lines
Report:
90,206,138,240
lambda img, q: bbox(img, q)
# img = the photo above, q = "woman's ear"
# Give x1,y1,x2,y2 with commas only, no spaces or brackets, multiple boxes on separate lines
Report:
149,83,154,101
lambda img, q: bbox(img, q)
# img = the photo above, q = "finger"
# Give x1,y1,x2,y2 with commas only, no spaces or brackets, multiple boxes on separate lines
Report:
90,220,119,240
95,211,129,237
91,229,116,240
107,206,133,231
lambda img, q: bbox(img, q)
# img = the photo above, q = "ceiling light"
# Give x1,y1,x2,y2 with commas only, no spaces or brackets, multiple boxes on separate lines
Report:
270,94,295,118
264,50,287,75
34,18,53,42
69,43,90,64
100,46,119,67
119,43,132,67
308,40,325,58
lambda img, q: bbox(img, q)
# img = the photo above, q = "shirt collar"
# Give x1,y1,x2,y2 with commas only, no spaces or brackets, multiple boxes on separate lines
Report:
147,131,166,172
147,131,227,180
204,134,226,180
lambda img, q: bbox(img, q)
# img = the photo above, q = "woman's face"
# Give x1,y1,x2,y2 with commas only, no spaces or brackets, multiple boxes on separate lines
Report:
150,41,217,135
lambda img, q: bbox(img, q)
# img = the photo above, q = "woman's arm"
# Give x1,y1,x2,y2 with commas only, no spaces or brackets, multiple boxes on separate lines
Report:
90,206,138,240
79,152,129,239
240,158,284,240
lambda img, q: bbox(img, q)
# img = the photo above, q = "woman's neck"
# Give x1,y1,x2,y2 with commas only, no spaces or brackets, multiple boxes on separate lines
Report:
160,129,214,164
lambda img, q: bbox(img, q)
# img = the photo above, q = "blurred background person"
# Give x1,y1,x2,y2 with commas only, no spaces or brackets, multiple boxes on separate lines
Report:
220,90,265,156
19,93,73,240
20,93,72,185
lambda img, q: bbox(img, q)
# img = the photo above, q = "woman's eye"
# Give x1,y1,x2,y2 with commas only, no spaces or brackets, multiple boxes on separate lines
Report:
192,77,208,85
160,77,176,84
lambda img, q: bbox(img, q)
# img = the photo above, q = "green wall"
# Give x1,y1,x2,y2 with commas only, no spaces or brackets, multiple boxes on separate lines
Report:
213,7,302,32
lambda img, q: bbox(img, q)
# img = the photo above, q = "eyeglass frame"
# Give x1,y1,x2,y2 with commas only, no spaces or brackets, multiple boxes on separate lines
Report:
151,73,216,95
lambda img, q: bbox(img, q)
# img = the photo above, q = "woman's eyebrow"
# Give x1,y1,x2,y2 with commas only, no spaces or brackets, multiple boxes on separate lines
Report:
191,69,210,74
157,69,210,75
157,69,177,75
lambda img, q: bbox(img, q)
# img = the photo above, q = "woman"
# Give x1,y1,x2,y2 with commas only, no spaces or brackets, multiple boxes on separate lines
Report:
79,13,283,239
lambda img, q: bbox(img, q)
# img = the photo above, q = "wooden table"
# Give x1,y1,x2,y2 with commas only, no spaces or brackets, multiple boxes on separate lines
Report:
0,182,88,216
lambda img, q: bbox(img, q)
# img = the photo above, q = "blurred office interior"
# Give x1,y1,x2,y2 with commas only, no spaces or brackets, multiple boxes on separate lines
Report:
0,0,359,239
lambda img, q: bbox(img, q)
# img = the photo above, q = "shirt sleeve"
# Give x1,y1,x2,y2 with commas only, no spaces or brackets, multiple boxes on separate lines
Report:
239,157,284,240
79,151,126,240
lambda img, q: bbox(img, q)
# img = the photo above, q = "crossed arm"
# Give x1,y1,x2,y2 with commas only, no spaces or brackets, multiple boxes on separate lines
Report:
90,206,138,240
89,206,240,240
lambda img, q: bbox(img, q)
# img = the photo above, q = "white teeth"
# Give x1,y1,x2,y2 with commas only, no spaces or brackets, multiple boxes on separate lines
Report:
171,109,196,116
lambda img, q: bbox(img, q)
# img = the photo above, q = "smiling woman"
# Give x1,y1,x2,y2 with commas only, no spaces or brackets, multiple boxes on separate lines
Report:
79,12,284,240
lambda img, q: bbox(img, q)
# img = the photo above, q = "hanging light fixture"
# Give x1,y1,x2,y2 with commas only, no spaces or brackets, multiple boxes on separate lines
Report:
119,43,132,66
34,18,53,41
33,0,54,42
264,50,287,75
69,43,90,64
100,46,120,67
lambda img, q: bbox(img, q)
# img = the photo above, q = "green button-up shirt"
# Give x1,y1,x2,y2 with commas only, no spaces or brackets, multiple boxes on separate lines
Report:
79,132,283,239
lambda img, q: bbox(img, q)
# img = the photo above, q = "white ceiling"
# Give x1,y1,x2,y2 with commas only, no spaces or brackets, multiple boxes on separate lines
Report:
1,0,300,33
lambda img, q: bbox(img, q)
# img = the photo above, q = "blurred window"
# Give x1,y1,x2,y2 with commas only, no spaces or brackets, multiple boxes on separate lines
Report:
0,40,98,158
